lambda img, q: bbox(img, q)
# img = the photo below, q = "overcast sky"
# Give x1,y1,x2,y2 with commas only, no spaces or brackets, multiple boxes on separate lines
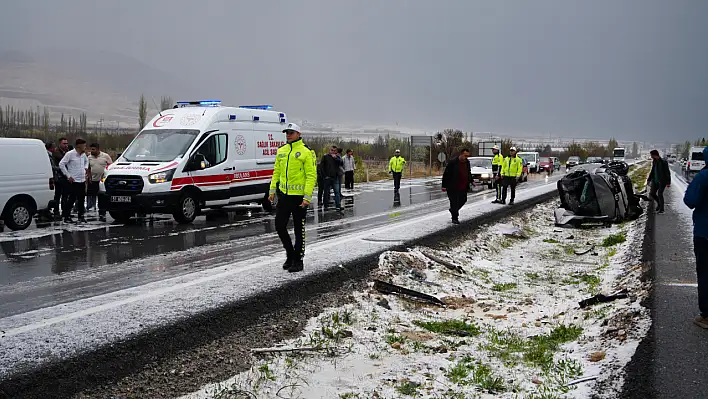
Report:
1,0,707,141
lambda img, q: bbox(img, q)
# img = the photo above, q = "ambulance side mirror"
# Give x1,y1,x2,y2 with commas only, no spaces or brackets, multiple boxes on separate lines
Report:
187,154,207,171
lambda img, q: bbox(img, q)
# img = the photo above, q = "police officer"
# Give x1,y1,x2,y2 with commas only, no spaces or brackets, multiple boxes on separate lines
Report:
389,149,407,192
501,146,523,205
268,123,316,273
491,145,504,204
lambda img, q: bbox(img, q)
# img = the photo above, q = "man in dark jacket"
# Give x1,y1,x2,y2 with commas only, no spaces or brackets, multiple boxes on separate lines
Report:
51,137,70,219
320,145,343,211
647,149,671,214
684,146,708,329
441,149,474,224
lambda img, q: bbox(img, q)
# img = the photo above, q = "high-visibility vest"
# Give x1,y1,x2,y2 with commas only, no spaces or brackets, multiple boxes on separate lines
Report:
501,156,523,177
269,138,317,201
389,156,406,173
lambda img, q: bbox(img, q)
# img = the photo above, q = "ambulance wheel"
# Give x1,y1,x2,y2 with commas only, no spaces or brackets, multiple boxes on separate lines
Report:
109,210,134,224
174,193,199,224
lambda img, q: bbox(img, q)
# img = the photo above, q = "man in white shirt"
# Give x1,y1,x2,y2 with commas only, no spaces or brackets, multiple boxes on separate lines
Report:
343,149,356,190
87,143,112,222
59,139,89,223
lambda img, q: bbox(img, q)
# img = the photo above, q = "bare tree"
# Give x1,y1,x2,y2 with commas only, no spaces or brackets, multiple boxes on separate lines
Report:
160,96,173,111
139,94,148,129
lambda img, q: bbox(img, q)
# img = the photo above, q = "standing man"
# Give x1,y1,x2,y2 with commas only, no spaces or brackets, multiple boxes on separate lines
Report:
52,137,70,219
320,145,343,211
491,145,504,204
59,139,89,223
343,149,356,190
268,123,316,273
647,149,671,214
87,143,113,222
337,147,345,189
441,148,474,224
684,146,708,329
389,149,407,192
501,147,523,205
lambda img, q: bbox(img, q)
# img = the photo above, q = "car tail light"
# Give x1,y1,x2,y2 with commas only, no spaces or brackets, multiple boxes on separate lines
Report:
49,177,55,190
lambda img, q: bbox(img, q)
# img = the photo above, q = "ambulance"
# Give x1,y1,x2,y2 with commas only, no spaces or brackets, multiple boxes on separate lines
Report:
101,101,288,224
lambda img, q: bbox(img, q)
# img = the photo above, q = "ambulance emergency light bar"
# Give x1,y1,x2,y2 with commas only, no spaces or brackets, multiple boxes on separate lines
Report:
239,105,273,110
176,100,222,107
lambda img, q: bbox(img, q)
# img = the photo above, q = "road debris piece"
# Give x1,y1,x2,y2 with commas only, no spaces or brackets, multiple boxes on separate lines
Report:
251,346,326,354
499,224,529,239
579,290,629,308
567,375,599,386
420,251,465,274
575,245,596,256
373,279,445,306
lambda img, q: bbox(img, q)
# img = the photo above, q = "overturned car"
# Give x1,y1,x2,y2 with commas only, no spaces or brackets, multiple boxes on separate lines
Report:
554,162,644,226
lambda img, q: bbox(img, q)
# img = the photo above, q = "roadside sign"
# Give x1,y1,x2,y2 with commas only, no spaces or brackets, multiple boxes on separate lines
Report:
437,152,446,163
479,141,502,156
410,136,431,147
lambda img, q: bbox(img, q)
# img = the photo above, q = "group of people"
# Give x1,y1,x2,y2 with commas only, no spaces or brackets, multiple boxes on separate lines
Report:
46,137,112,223
316,146,356,211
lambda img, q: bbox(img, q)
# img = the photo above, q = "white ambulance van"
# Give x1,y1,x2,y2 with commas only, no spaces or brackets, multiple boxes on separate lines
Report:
101,101,288,224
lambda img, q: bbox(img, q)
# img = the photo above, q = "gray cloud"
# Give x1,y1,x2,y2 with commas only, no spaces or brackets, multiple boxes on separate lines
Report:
2,0,707,141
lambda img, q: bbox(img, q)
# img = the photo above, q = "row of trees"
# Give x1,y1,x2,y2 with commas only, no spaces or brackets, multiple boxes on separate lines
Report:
0,105,88,135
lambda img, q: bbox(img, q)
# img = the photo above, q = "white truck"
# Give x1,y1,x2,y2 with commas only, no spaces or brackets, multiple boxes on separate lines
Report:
101,101,289,224
612,147,625,162
517,152,539,173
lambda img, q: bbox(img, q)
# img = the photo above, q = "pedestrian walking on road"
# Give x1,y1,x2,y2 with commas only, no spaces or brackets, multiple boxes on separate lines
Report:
87,143,112,222
442,148,474,224
684,146,708,329
343,149,356,190
269,123,316,273
389,149,406,192
59,139,89,223
321,145,343,211
501,147,523,205
648,149,671,214
491,145,504,203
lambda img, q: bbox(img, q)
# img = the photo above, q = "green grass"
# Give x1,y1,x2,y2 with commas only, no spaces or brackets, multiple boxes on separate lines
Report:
385,333,406,346
543,239,560,244
395,380,420,396
500,237,514,248
602,232,626,247
607,248,617,257
339,393,360,399
525,272,541,281
562,272,601,292
445,356,506,392
483,325,583,370
563,245,576,255
492,282,518,292
413,319,481,336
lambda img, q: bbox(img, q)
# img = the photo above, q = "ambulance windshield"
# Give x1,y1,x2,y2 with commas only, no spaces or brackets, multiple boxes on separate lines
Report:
122,129,200,162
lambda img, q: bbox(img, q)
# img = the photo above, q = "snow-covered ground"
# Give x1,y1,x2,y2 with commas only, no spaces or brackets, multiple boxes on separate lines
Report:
183,200,650,399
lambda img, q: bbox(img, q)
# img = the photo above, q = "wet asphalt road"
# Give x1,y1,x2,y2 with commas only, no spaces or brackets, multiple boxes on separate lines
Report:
0,173,561,318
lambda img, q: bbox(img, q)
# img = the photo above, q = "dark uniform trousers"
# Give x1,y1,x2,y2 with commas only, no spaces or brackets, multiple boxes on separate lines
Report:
275,193,307,260
502,176,518,202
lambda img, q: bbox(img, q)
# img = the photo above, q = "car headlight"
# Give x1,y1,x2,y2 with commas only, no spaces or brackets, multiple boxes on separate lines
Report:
481,173,490,179
148,169,176,184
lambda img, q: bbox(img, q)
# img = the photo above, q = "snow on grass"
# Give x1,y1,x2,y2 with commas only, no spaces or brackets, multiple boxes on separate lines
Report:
184,201,650,399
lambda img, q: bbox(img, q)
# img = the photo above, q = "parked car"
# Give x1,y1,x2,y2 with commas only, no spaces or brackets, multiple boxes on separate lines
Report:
539,157,555,174
519,159,529,182
566,156,581,169
687,146,706,175
586,157,603,164
468,157,494,189
0,138,56,230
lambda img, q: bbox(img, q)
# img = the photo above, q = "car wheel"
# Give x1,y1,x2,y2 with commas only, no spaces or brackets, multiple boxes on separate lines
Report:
173,192,199,224
109,210,134,224
3,199,34,231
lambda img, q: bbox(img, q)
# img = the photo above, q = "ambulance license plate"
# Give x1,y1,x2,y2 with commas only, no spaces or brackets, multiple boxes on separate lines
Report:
111,196,132,203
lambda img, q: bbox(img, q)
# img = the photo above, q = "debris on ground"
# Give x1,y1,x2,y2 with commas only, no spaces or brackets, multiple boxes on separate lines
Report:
183,201,650,399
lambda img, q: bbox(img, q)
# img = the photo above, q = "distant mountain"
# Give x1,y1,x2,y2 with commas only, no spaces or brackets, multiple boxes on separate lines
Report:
0,49,196,127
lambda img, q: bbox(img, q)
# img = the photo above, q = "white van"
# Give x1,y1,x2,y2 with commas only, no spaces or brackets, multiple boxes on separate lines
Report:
687,146,706,174
0,138,56,230
101,101,289,224
518,152,540,173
